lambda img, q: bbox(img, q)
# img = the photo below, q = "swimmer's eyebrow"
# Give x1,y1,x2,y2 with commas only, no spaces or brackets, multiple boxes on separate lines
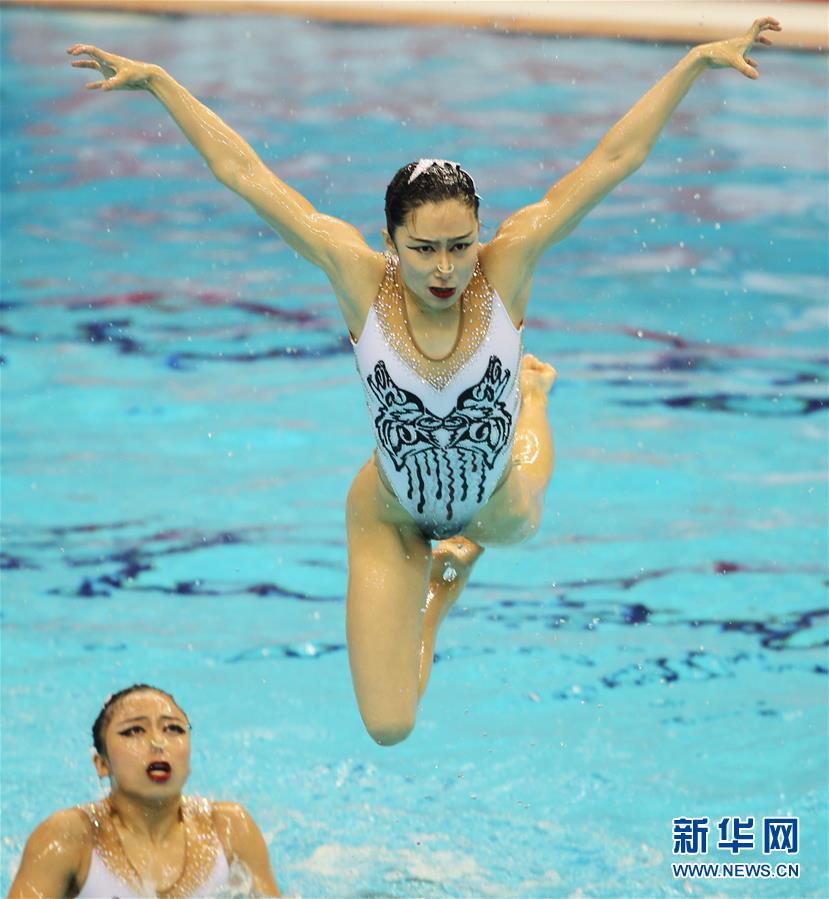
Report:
115,715,186,726
407,231,475,243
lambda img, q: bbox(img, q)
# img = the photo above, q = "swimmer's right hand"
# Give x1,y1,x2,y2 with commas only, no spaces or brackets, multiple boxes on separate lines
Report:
67,45,160,91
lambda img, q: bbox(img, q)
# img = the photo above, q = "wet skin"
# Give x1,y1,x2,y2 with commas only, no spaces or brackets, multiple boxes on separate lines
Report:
94,690,191,802
383,200,481,359
8,689,282,897
64,16,783,745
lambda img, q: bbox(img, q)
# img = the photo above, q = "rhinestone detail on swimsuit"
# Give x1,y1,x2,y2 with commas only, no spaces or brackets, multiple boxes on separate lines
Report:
374,253,494,392
81,796,220,898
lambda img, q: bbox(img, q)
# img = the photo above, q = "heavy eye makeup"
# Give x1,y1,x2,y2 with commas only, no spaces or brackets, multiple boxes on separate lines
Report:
407,242,472,254
118,725,146,737
116,720,188,737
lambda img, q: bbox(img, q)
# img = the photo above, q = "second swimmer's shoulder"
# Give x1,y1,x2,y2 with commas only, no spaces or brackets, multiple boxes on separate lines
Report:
37,805,95,843
210,799,255,828
19,806,94,878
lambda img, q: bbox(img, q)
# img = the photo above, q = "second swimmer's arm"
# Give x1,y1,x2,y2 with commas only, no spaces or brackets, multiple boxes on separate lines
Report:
8,809,90,899
212,802,281,897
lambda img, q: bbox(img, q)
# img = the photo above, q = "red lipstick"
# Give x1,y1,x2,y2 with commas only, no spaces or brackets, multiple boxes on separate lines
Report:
146,761,172,783
429,287,455,299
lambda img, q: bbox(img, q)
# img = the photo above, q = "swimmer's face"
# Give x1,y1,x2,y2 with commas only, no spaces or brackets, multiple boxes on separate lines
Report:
385,199,480,313
94,690,191,800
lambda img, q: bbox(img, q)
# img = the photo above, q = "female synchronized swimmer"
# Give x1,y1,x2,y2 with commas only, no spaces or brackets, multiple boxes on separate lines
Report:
68,17,780,746
10,685,281,897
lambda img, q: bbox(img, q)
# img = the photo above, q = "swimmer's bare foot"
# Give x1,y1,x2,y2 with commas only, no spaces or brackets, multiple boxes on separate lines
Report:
418,536,484,697
520,353,557,399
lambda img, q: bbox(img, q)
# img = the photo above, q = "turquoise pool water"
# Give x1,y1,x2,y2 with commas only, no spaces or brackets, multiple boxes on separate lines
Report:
1,9,827,897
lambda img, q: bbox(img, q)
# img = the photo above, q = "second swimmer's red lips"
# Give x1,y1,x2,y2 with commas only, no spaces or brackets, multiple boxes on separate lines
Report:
429,287,455,299
146,761,172,782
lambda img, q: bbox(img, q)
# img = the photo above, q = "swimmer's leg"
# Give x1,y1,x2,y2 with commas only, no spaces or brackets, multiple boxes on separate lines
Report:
345,458,432,746
346,352,554,742
418,536,484,699
463,353,556,546
420,356,554,687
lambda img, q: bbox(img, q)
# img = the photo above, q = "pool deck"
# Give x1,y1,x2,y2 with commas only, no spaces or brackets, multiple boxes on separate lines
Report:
3,0,826,50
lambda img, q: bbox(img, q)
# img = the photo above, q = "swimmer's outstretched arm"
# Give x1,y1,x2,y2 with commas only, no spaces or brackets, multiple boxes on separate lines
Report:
67,45,381,328
485,17,781,308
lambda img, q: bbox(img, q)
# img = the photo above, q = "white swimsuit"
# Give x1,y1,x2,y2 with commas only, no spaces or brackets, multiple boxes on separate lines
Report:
76,798,232,898
354,254,523,539
77,851,230,898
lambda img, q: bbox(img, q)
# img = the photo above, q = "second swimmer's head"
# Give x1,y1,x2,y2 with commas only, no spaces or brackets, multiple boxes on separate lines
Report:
91,683,188,757
91,683,192,797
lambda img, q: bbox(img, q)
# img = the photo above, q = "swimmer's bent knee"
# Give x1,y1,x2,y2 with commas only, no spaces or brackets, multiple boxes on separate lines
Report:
485,486,544,545
363,713,416,747
498,510,540,545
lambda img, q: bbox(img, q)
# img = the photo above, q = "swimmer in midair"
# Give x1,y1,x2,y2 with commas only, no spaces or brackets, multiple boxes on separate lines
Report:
9,685,281,898
67,16,781,745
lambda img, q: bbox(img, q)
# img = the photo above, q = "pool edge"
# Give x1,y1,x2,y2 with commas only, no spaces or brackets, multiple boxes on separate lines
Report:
1,0,826,52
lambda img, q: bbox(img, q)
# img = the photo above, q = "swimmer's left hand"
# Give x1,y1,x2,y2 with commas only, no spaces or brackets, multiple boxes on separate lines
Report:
697,16,782,79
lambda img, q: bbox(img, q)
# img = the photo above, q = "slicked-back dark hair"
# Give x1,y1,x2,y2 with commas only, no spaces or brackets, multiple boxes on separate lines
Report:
385,160,480,240
92,683,186,757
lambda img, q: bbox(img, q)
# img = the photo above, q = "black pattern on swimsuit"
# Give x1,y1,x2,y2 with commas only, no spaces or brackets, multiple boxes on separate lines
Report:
367,355,513,536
